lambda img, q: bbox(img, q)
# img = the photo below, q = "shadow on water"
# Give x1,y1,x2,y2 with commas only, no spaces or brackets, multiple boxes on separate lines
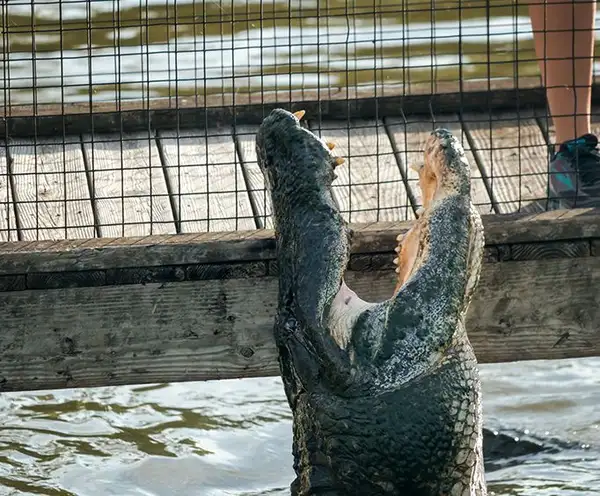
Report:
7,0,598,106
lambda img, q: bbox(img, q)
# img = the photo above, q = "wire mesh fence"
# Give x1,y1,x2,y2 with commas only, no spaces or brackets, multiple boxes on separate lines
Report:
1,0,599,241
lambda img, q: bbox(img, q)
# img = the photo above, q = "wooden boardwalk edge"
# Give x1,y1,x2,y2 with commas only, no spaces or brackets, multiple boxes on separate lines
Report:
1,208,600,392
6,78,600,138
0,208,600,280
0,208,599,279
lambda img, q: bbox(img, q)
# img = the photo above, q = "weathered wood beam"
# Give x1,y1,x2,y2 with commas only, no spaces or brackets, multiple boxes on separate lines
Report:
1,208,599,393
1,208,599,277
8,77,600,138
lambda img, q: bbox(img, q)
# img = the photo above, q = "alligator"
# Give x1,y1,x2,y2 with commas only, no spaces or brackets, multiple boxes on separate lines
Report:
256,108,487,495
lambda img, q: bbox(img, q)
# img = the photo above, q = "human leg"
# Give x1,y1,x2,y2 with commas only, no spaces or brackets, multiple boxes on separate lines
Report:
528,0,600,208
528,0,595,143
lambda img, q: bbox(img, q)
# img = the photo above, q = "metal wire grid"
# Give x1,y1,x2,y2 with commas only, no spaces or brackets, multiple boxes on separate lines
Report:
0,0,598,241
2,0,534,106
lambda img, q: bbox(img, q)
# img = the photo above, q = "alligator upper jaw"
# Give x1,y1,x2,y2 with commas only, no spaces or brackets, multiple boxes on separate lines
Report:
255,108,344,191
255,109,375,355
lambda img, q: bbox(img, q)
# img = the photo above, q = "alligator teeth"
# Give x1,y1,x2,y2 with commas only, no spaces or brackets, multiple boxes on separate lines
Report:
394,245,401,253
334,157,345,166
393,257,399,266
396,233,403,242
395,267,401,274
326,141,336,150
293,110,306,120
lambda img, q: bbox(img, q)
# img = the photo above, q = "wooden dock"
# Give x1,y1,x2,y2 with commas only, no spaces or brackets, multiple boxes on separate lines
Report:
3,105,600,241
2,85,600,393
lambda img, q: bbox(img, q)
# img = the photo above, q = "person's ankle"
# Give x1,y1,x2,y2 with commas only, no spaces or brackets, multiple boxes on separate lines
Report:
553,132,597,154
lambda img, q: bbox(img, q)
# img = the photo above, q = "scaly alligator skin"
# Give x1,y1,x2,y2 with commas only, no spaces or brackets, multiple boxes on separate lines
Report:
256,108,487,496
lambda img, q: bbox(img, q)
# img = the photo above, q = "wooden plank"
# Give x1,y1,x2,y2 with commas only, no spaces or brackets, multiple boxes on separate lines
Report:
0,239,589,291
0,144,18,241
8,137,96,241
463,111,549,214
2,77,548,118
0,77,570,138
1,208,600,276
159,128,256,233
510,240,590,261
1,255,599,392
386,115,495,215
235,124,273,229
308,119,413,223
83,132,175,237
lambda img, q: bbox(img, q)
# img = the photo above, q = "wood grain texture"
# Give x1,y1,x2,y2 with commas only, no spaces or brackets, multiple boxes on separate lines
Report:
510,240,590,261
0,275,26,292
0,144,18,241
0,243,591,291
27,270,107,289
185,261,267,281
8,137,95,240
1,208,600,276
106,266,187,286
386,115,495,215
0,277,282,392
83,132,175,237
234,124,273,229
159,128,255,232
308,119,413,223
1,256,600,392
463,110,548,214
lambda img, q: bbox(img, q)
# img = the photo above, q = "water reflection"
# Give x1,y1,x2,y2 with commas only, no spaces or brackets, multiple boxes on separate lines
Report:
5,0,593,106
0,377,294,495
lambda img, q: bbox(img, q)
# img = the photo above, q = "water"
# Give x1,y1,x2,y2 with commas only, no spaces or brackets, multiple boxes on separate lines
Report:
2,1,600,494
3,0,600,106
1,358,599,495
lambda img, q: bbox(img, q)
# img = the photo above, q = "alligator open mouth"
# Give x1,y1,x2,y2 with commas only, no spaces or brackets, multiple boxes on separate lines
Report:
256,108,487,495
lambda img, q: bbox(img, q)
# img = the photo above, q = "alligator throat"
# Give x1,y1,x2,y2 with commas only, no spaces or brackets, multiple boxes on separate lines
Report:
256,109,487,496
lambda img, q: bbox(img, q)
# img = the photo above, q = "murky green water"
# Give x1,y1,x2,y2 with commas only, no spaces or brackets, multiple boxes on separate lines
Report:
3,0,599,106
1,358,600,495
